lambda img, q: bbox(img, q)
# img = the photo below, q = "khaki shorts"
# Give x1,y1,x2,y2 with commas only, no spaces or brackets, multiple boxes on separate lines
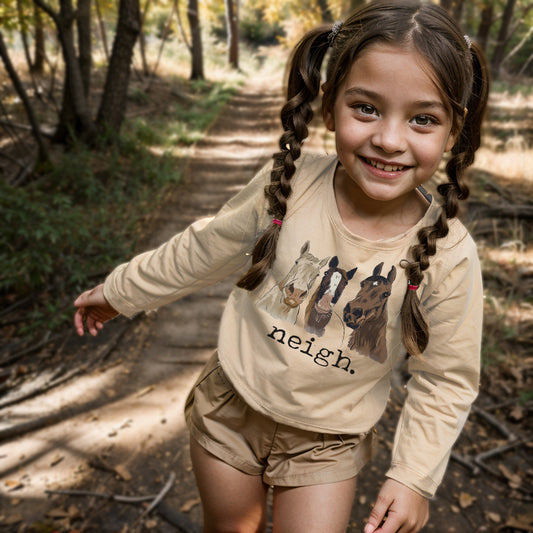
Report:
184,352,377,487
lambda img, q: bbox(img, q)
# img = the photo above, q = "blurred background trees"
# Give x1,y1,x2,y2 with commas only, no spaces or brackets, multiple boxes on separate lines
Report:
1,0,531,156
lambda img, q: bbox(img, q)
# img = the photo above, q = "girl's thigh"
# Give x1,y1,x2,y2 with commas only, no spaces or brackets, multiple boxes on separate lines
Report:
272,477,357,533
189,437,270,533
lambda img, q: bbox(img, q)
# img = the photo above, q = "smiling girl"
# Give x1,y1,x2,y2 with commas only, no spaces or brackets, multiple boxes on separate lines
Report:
74,1,489,531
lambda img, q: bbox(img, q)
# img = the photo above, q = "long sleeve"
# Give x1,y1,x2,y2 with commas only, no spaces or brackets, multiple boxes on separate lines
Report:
385,232,483,498
103,162,271,317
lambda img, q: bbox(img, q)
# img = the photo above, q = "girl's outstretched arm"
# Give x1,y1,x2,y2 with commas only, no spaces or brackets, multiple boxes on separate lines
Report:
74,283,118,337
365,478,429,533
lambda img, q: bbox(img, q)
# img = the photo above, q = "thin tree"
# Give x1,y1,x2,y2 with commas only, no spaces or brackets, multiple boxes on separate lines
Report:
225,0,238,69
187,0,204,79
34,0,96,142
491,0,517,77
0,31,50,163
96,0,141,135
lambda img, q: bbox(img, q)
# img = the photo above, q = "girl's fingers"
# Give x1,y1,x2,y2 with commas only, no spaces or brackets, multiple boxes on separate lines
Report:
74,308,86,336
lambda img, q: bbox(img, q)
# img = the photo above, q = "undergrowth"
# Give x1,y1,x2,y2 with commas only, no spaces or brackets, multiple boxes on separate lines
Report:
1,79,239,338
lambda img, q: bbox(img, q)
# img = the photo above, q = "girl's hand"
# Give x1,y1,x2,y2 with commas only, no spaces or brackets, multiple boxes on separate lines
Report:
74,283,118,336
364,478,429,533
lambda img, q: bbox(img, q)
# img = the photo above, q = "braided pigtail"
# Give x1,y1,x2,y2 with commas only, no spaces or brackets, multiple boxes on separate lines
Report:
401,39,489,357
236,26,331,290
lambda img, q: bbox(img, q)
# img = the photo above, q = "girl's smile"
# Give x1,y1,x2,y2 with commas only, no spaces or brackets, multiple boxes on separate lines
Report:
324,43,457,225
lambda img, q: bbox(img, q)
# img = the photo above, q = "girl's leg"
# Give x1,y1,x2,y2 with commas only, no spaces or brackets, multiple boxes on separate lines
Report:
271,477,357,533
190,437,270,533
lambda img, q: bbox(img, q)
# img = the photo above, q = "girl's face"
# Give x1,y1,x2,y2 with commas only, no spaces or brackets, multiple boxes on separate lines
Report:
324,43,456,208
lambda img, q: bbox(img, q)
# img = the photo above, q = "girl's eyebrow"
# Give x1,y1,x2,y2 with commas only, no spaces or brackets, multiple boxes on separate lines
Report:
344,86,446,110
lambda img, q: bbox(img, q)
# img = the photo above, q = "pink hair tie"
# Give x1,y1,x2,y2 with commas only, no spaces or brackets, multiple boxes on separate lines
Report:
408,284,419,291
272,218,283,226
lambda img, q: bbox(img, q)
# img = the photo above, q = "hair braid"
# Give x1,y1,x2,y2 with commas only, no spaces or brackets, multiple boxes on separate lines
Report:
401,40,489,357
236,26,331,290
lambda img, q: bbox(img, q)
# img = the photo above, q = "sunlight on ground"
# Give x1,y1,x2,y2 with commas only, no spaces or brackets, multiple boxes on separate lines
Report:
0,364,196,499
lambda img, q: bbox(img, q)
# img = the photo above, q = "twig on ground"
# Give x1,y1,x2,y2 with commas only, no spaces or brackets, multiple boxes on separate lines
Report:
133,471,176,526
45,488,158,503
472,404,517,441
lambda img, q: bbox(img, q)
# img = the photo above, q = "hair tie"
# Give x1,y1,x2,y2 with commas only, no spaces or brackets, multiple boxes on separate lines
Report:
328,20,343,47
272,218,283,226
408,284,419,291
464,35,472,49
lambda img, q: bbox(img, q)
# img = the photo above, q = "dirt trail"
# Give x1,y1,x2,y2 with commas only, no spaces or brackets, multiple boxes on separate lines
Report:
0,67,529,532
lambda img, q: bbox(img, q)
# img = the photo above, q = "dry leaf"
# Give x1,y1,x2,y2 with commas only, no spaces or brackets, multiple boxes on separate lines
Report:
136,385,154,398
458,492,476,509
450,504,460,514
114,464,132,481
498,464,522,488
50,454,64,466
46,507,70,518
145,519,158,529
508,405,525,421
4,480,23,491
180,497,201,513
485,512,501,523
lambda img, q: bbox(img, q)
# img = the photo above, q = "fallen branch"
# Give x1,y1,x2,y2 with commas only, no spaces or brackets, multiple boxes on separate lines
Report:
0,323,128,411
45,488,158,503
134,471,176,525
472,404,517,441
158,501,202,533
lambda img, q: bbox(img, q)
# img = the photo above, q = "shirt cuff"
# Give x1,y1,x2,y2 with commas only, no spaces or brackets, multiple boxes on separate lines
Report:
385,463,438,499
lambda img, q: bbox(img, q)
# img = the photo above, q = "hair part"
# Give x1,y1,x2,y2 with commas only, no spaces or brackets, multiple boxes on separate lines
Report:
237,0,490,358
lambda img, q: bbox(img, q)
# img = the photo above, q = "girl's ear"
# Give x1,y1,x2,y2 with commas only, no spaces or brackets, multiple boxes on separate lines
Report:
444,130,457,152
323,107,335,131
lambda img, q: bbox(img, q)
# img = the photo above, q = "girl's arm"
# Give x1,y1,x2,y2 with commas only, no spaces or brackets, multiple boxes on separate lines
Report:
371,232,483,530
73,161,272,333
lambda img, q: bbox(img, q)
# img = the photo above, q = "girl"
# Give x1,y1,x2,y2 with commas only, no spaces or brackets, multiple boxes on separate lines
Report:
74,1,489,531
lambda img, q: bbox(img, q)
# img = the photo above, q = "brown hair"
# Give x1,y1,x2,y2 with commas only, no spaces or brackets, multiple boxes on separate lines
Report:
237,0,489,357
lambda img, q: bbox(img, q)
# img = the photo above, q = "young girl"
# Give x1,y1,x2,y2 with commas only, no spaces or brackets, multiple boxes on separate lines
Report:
74,1,489,531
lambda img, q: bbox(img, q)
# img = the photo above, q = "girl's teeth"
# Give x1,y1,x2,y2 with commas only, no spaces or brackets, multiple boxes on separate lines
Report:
366,158,404,171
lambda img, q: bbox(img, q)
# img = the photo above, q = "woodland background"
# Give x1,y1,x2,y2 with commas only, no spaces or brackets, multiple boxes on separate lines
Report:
0,0,532,531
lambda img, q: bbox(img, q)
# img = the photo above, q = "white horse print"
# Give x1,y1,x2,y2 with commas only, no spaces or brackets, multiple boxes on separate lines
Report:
257,241,329,324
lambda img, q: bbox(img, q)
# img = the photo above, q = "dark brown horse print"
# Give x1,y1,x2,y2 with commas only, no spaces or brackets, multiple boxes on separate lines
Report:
343,262,397,363
304,257,357,337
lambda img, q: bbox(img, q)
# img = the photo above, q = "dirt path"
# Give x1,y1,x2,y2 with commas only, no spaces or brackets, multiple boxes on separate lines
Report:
0,67,530,532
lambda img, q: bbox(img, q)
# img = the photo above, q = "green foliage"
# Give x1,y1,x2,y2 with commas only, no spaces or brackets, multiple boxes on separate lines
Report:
128,80,239,147
240,8,284,46
0,137,177,332
1,78,239,336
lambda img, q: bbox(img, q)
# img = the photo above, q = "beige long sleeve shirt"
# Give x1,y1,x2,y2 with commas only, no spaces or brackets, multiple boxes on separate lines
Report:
104,153,482,498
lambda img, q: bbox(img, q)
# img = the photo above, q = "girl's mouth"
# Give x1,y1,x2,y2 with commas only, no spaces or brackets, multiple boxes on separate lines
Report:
362,157,408,172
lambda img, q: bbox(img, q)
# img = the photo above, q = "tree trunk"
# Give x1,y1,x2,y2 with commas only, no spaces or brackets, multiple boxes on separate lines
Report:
318,0,334,22
476,1,493,54
34,0,96,143
96,0,140,135
138,0,151,76
17,0,34,73
439,0,453,12
77,0,92,98
0,31,49,163
225,0,238,69
95,0,110,62
188,0,204,80
451,0,465,24
491,0,517,77
33,4,45,74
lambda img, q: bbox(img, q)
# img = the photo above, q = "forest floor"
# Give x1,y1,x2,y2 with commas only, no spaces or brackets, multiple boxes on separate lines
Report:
0,56,532,533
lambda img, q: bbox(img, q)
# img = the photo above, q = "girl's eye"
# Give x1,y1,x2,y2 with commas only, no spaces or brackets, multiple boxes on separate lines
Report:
353,103,377,116
412,114,437,127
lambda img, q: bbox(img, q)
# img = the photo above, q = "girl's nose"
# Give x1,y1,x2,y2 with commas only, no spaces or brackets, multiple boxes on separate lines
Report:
371,120,407,154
